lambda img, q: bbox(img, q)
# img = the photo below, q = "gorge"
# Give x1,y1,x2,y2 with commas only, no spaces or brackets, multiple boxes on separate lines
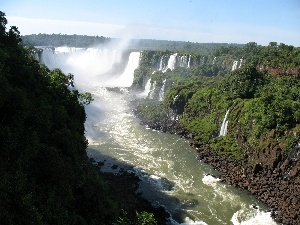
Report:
36,45,288,225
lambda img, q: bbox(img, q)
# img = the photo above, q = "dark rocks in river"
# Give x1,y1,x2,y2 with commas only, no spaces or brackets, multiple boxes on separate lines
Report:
111,164,119,169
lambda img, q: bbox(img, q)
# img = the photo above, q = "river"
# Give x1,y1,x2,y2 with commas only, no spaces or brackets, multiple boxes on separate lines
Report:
40,47,278,225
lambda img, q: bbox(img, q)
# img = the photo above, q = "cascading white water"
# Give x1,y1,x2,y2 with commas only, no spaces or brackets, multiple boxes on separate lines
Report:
148,81,156,99
187,55,191,68
113,52,140,87
158,79,166,101
40,47,278,225
213,56,217,65
163,53,177,72
159,57,165,71
39,46,139,87
219,109,229,136
232,58,243,71
232,60,239,71
179,55,188,67
156,54,191,73
139,78,152,98
239,58,243,68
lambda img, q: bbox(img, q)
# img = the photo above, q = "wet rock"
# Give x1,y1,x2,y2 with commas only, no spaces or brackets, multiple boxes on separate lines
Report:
253,163,263,175
111,164,118,169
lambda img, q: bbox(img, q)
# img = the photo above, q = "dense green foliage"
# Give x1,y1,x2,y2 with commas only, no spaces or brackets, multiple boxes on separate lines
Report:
214,41,300,69
22,33,110,47
114,211,157,225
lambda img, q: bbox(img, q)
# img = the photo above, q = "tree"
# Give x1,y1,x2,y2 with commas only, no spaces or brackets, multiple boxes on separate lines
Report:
220,65,267,99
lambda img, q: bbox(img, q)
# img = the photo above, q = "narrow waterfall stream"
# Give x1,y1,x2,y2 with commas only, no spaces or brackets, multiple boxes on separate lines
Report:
40,47,278,225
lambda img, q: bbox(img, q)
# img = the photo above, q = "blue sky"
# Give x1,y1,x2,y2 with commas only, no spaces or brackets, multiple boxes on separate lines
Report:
1,0,300,46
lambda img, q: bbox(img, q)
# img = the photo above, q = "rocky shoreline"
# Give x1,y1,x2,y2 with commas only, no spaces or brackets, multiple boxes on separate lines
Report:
138,117,300,225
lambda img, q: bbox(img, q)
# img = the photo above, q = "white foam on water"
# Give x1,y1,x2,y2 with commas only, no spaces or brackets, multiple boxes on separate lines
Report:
202,174,246,209
179,217,208,225
231,205,278,225
202,174,220,186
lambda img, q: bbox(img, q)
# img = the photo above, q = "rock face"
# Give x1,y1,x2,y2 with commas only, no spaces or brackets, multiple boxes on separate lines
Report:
257,65,300,77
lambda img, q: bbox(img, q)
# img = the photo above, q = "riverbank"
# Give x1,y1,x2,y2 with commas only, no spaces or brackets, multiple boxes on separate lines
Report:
136,114,300,225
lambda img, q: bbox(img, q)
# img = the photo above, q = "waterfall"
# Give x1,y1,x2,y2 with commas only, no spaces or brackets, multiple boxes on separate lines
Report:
219,110,229,136
239,58,243,68
187,55,191,68
213,57,217,65
173,95,179,104
40,47,122,77
231,60,239,71
39,46,139,87
232,58,243,71
148,81,156,99
163,53,177,72
158,53,191,73
158,57,164,71
179,55,188,67
139,78,151,98
158,79,166,101
116,52,140,87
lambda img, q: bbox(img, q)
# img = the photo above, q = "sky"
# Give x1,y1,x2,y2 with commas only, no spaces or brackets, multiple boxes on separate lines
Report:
1,0,300,46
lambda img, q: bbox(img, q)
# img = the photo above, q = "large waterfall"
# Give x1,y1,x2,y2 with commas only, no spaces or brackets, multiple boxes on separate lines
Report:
39,46,139,87
115,52,140,87
39,47,277,225
163,53,177,72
